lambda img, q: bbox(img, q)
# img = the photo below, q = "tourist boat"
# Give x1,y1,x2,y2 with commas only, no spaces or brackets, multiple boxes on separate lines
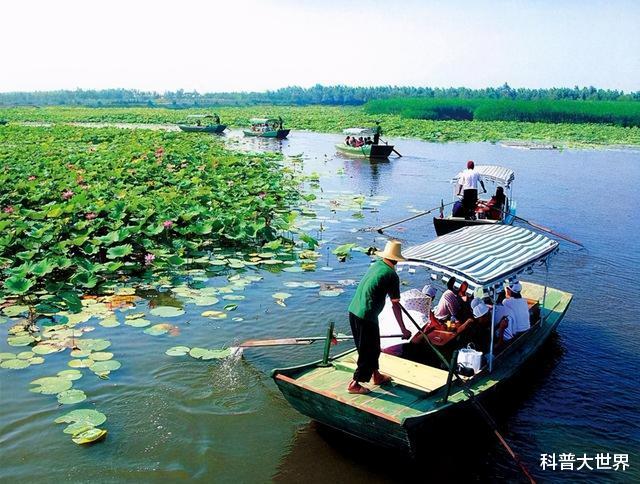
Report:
335,128,395,159
243,118,290,139
433,165,517,236
0,120,8,125
272,224,572,454
177,114,226,133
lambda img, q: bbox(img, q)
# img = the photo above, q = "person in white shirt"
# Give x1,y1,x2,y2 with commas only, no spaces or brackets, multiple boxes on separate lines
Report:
456,160,486,219
502,281,530,335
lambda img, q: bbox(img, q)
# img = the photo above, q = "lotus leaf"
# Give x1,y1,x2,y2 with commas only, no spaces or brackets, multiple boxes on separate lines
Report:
90,352,113,361
17,351,35,360
124,312,146,320
70,349,92,358
8,334,36,346
228,262,245,269
209,259,227,266
0,352,17,360
1,359,30,369
201,310,227,319
200,348,234,360
55,409,107,426
149,306,185,318
143,324,171,336
257,252,276,259
319,289,344,297
32,343,61,355
115,287,136,296
283,282,303,288
57,389,87,405
5,275,34,295
165,346,190,356
58,369,83,380
282,266,303,273
99,317,120,328
69,359,93,368
198,287,220,296
192,297,219,306
262,259,282,265
72,428,107,445
189,347,209,359
222,295,245,301
3,305,30,317
106,244,133,259
272,292,292,300
63,421,95,435
30,376,73,394
28,357,45,365
90,360,121,373
125,318,151,328
77,339,111,351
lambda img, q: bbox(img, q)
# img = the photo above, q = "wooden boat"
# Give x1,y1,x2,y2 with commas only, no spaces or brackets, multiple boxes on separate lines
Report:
273,225,572,454
243,117,290,139
335,127,395,159
433,165,517,236
0,120,8,125
177,114,226,133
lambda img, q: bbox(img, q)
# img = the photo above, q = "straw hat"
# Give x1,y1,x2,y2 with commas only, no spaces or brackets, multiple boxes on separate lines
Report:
375,240,406,262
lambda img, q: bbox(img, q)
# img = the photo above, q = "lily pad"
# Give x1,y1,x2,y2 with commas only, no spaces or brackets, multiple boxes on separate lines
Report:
63,421,95,435
76,338,111,352
125,318,151,328
272,292,292,300
143,324,172,336
319,289,344,297
32,343,61,355
1,359,30,369
8,334,35,346
90,360,121,372
192,297,219,306
72,428,107,445
222,295,245,301
69,359,93,368
0,352,17,360
165,346,190,356
283,281,303,288
124,312,146,320
28,357,45,365
282,266,303,273
90,352,113,361
17,351,35,360
189,347,209,359
58,369,83,380
200,348,234,360
3,305,30,317
149,306,185,318
70,349,92,358
99,317,120,328
57,389,87,405
30,376,73,394
201,310,227,319
55,409,107,426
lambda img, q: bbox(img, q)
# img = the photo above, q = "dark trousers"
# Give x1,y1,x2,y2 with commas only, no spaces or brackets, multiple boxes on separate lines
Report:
349,312,380,382
462,189,478,218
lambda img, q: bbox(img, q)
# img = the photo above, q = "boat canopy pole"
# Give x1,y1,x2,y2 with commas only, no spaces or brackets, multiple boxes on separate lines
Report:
542,259,550,323
489,286,497,372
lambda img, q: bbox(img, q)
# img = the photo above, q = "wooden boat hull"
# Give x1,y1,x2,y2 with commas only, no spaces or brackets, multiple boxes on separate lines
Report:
272,282,572,453
335,143,395,159
433,216,506,236
178,124,226,133
243,129,290,139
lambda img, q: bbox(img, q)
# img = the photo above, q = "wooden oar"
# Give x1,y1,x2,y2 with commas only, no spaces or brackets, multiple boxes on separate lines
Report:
236,334,404,348
380,137,402,157
479,202,584,247
398,304,536,484
361,201,457,233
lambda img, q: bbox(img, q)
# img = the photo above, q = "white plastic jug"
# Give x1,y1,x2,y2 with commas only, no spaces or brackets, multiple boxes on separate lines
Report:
457,344,483,374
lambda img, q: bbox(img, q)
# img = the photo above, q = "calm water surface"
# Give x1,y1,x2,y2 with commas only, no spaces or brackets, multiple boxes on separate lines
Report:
1,130,639,483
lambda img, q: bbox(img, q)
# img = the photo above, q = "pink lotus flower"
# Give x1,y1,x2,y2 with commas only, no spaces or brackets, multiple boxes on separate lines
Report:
144,253,156,265
28,176,36,181
258,191,266,199
85,212,97,220
163,220,174,229
62,189,74,200
3,206,14,214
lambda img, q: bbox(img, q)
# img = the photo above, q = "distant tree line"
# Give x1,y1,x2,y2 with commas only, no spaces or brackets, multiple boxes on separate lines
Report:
0,84,638,107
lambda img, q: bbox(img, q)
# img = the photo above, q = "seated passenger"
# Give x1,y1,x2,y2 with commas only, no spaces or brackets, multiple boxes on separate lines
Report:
452,198,465,217
350,137,358,147
355,137,365,147
345,135,351,146
493,300,516,348
399,285,435,325
478,186,506,220
471,301,514,351
433,277,461,322
365,137,373,145
502,281,530,335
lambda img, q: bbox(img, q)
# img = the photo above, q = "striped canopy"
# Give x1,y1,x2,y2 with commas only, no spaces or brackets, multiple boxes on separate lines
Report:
401,225,558,289
453,165,515,188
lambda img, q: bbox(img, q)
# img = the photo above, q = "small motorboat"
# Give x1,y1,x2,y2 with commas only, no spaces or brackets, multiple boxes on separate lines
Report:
177,114,226,133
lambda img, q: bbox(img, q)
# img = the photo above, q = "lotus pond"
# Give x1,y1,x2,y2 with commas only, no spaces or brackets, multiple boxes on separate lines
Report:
1,126,639,482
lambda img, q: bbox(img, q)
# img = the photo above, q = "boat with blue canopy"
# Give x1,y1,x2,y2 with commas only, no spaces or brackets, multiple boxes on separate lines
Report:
272,224,572,454
177,114,226,133
243,117,290,139
434,165,517,236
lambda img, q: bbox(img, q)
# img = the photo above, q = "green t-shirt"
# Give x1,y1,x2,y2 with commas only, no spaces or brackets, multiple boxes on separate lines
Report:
348,260,400,322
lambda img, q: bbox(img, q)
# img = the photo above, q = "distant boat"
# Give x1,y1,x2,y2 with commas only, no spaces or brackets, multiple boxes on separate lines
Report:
243,117,290,139
433,165,517,236
0,120,8,125
335,127,396,159
177,114,226,133
272,224,572,454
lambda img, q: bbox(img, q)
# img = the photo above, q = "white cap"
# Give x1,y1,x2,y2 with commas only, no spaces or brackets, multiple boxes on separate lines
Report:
422,285,437,298
473,301,490,318
507,281,522,293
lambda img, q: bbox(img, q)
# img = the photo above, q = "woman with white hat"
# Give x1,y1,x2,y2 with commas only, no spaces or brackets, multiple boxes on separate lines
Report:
503,280,530,336
346,240,412,394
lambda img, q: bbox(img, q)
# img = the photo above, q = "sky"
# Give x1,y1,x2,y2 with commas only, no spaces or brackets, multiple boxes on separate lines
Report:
3,0,639,93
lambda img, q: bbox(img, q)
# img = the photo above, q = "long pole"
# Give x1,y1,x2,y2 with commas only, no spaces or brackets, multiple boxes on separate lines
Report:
398,304,536,483
380,137,402,157
368,201,457,233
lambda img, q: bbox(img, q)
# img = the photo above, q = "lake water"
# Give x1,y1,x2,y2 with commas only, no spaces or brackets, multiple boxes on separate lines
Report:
1,130,639,483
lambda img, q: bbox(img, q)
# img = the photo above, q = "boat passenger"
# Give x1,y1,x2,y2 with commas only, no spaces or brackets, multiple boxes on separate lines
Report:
493,301,516,348
347,240,412,394
502,281,530,335
478,186,506,220
345,135,351,146
365,137,373,145
355,137,365,147
350,137,358,147
452,197,465,217
433,277,461,323
457,161,487,219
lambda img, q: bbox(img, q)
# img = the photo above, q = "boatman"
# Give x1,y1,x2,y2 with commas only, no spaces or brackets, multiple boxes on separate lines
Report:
373,121,382,145
347,240,412,394
456,160,486,219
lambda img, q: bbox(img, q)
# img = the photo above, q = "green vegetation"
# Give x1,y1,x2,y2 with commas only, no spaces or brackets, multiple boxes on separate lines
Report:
0,124,298,299
1,84,638,107
2,105,639,146
365,98,640,127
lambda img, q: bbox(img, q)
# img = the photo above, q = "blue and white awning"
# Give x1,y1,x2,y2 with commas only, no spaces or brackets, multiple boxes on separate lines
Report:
453,165,515,188
401,225,558,289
